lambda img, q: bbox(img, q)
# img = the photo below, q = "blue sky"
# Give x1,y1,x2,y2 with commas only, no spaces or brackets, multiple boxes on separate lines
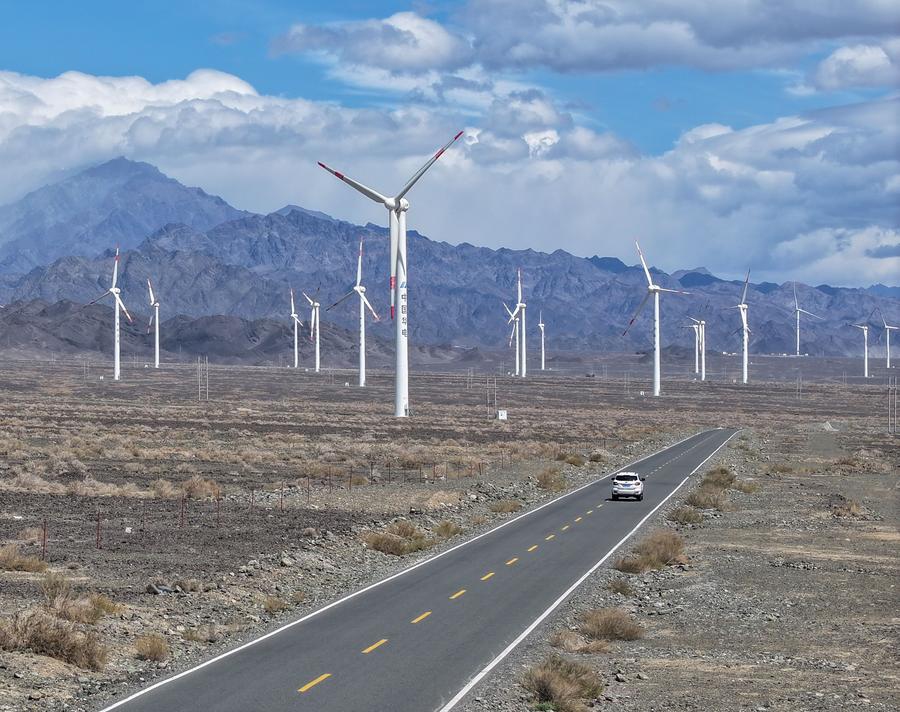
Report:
0,1,897,285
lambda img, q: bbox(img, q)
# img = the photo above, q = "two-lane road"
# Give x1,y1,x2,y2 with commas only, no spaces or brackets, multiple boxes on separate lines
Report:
100,427,737,712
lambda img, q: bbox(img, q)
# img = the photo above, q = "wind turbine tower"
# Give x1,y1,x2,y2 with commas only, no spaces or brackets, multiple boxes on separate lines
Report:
877,308,897,369
328,240,380,387
147,279,160,368
304,291,321,373
289,289,301,368
623,241,690,397
793,283,823,357
503,303,519,376
318,131,464,417
508,269,527,378
852,323,869,377
731,271,751,384
88,247,133,381
538,310,545,371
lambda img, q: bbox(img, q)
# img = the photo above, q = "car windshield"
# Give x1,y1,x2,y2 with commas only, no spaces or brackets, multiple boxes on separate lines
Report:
615,475,638,482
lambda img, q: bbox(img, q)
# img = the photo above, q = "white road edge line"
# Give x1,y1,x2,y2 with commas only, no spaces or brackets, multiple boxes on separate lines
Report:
96,429,717,712
436,428,738,712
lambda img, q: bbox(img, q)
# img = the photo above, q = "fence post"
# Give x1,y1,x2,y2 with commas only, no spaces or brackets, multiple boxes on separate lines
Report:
179,496,185,527
95,510,102,550
306,475,310,504
41,518,47,561
216,497,221,527
280,482,284,513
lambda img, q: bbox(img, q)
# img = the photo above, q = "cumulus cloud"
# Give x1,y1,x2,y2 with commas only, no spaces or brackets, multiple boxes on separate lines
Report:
811,40,900,91
0,69,896,287
274,2,900,76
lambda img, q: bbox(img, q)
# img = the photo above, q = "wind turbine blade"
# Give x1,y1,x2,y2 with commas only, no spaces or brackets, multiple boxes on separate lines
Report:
622,290,652,336
657,287,691,295
508,323,516,348
302,291,314,306
326,290,355,311
793,282,798,310
799,309,823,319
503,302,513,318
147,278,155,306
740,270,750,304
290,288,296,315
395,131,464,201
87,291,112,306
356,240,364,287
111,247,120,289
517,268,522,303
114,293,132,323
688,317,701,324
147,312,154,334
361,293,379,320
508,305,522,324
634,241,653,287
317,162,388,204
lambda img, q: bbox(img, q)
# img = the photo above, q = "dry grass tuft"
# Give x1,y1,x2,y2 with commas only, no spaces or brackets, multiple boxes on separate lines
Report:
523,655,603,712
614,529,685,574
0,543,47,572
263,595,288,615
135,634,169,662
685,485,730,511
607,579,634,596
433,520,463,539
490,499,523,514
731,479,760,493
668,506,703,525
365,520,432,556
537,467,566,491
549,629,608,654
578,608,643,641
832,499,863,517
0,611,108,670
150,478,179,499
702,466,736,489
181,475,221,500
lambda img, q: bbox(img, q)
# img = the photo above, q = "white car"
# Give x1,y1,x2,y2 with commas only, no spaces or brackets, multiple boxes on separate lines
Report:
611,472,645,501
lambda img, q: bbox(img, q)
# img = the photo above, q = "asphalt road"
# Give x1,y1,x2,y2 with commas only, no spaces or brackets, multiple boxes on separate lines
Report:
99,427,737,712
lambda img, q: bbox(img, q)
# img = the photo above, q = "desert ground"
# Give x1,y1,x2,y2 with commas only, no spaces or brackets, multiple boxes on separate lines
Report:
0,355,896,711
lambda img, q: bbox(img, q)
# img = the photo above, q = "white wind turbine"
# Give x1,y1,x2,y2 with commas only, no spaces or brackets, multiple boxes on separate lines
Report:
327,240,380,387
507,268,527,378
538,310,546,371
503,302,520,376
318,130,464,417
303,290,321,373
146,279,160,368
877,308,897,369
88,247,132,381
852,323,869,377
623,241,690,397
730,270,751,384
688,317,707,381
683,322,701,375
792,282,822,357
289,288,302,368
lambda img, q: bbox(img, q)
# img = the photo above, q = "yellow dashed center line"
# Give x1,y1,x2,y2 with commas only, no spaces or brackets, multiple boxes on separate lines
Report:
481,572,495,581
362,639,388,654
450,589,466,600
411,611,431,624
506,557,519,566
545,534,555,540
298,673,331,693
527,545,538,552
561,525,570,531
574,516,583,522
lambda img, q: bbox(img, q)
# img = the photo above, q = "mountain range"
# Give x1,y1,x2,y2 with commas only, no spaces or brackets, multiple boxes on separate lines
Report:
0,158,897,363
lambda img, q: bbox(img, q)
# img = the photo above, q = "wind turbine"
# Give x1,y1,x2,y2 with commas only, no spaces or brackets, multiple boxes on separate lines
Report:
683,322,700,375
303,290,321,373
852,323,869,377
318,131,464,417
327,240,380,387
507,269,527,378
503,302,519,376
88,247,132,381
146,279,160,368
538,310,546,371
623,241,690,397
289,288,302,369
688,317,707,381
876,308,897,369
793,283,822,357
730,271,751,384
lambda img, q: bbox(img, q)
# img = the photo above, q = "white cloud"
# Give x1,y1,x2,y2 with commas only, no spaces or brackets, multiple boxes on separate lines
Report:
0,69,896,287
812,40,900,91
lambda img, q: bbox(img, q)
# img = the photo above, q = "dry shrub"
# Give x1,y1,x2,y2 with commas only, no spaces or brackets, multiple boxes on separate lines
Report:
387,520,418,538
549,629,607,654
833,499,863,517
5,473,66,494
182,475,221,500
351,475,369,486
607,579,633,596
0,543,47,572
150,478,178,499
173,579,202,593
433,520,462,539
685,486,730,511
16,527,43,543
40,571,72,602
578,608,643,641
732,479,760,493
365,521,432,556
490,499,523,513
668,506,703,525
523,655,603,712
589,452,606,463
564,454,586,467
135,634,169,662
702,466,735,489
0,611,107,670
263,596,288,615
537,467,566,491
771,462,795,474
614,530,684,573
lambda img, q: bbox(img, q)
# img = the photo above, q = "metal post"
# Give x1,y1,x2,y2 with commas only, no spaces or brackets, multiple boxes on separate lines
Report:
96,510,102,550
41,519,47,561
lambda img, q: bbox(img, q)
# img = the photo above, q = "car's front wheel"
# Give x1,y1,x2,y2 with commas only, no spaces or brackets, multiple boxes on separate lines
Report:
637,494,643,501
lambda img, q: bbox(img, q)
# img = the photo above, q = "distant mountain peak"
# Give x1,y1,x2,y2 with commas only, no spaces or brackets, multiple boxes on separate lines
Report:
273,205,336,222
81,156,163,180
